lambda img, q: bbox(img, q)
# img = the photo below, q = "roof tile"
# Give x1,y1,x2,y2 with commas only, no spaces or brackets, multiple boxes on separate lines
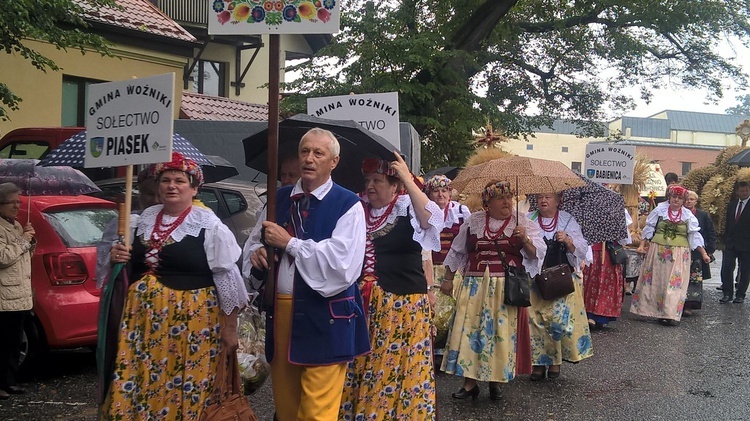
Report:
180,92,269,122
78,0,196,43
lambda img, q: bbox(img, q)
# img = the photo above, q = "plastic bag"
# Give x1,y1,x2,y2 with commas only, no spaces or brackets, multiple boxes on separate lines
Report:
433,290,456,349
237,300,270,395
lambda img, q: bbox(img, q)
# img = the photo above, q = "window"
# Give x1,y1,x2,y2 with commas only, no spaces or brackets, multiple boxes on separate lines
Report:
681,162,692,175
561,146,569,153
0,142,50,159
62,76,102,126
221,190,247,216
526,144,533,150
189,60,227,96
197,188,228,219
571,162,582,173
44,208,118,247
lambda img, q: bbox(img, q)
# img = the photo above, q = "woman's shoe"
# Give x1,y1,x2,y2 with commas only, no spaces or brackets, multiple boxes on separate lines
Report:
547,366,561,379
452,385,480,400
489,382,502,400
530,366,546,381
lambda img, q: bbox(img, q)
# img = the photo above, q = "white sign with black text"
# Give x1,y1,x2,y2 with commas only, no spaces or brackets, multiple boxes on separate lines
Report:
584,143,636,184
307,92,400,149
85,73,174,168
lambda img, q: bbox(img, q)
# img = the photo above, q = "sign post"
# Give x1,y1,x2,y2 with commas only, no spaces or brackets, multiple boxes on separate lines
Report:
85,73,175,244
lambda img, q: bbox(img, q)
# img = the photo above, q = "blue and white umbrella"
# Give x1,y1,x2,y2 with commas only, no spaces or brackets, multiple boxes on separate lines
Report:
39,130,212,167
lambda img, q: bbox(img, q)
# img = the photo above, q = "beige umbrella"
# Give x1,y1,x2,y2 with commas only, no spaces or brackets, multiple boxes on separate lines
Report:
452,156,586,196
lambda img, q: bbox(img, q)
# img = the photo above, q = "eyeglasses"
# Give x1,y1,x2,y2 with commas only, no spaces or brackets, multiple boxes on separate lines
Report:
0,200,21,205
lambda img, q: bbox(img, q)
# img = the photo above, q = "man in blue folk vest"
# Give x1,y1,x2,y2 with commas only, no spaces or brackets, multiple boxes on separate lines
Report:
244,128,369,421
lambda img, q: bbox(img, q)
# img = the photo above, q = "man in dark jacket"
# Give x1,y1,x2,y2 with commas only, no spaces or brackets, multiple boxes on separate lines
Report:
720,181,750,304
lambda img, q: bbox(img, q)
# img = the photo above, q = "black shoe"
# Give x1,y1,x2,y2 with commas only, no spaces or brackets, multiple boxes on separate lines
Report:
5,386,24,395
489,382,502,400
716,286,724,291
547,366,561,379
734,297,745,304
720,295,733,303
452,385,479,400
0,390,8,400
530,366,546,381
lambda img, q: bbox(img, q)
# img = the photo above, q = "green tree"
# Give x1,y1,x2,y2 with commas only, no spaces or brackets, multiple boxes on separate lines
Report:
725,94,750,116
0,0,117,120
282,0,750,169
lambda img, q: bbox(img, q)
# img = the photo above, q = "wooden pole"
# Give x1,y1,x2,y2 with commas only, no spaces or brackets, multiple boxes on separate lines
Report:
123,165,133,246
263,34,281,309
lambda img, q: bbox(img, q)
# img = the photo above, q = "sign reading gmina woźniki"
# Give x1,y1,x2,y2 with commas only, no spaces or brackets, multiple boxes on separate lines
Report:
307,92,400,149
84,73,174,168
584,143,636,184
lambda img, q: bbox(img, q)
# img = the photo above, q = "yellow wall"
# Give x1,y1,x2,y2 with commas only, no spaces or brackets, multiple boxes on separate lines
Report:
0,39,186,136
501,132,595,170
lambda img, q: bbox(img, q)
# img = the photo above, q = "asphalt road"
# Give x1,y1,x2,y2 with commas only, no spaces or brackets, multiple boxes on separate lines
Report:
2,252,749,420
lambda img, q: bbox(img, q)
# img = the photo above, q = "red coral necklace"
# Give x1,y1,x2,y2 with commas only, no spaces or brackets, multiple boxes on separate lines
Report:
485,212,511,240
667,207,682,223
366,196,398,231
538,210,559,232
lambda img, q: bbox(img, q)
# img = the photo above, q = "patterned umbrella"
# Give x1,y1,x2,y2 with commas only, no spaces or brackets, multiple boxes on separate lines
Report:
451,156,585,196
0,159,101,196
38,130,212,167
528,174,628,244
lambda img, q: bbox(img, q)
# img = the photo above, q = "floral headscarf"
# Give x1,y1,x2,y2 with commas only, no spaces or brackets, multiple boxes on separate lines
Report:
667,184,688,199
423,175,452,195
481,181,515,206
151,151,204,186
361,157,397,177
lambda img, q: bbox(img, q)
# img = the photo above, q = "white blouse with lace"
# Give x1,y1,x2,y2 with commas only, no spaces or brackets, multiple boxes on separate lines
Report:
642,202,705,250
361,193,443,252
442,201,471,230
136,205,249,315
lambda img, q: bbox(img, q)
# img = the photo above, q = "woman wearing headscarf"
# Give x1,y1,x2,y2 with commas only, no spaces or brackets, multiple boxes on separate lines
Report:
630,185,711,326
106,152,250,419
527,192,592,381
683,190,716,314
339,154,442,420
440,181,545,401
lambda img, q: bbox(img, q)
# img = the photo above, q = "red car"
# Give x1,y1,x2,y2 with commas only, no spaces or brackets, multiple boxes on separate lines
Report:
17,195,117,365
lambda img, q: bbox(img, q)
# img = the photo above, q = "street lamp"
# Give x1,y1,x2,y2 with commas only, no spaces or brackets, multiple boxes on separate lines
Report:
738,119,750,147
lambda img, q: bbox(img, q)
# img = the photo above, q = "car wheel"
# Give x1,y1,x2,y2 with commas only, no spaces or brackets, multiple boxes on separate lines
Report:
20,317,43,369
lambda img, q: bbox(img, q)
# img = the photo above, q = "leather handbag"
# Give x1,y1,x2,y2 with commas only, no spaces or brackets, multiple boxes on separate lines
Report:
534,263,574,301
495,241,531,307
605,240,628,265
200,349,258,421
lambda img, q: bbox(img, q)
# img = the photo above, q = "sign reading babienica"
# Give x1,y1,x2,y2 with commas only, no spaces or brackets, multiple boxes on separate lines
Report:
208,0,341,35
84,73,175,168
583,143,636,185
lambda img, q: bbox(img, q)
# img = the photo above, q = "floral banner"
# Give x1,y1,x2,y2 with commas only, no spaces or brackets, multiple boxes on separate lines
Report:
208,0,340,35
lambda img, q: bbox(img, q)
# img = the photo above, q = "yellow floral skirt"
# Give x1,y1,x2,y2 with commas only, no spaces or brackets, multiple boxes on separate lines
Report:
105,275,221,420
440,271,518,383
340,284,435,420
529,274,593,366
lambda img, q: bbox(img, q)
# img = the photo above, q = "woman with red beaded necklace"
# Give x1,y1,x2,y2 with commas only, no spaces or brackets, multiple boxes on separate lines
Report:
439,181,545,401
630,185,711,326
527,192,592,381
339,154,442,420
106,152,250,419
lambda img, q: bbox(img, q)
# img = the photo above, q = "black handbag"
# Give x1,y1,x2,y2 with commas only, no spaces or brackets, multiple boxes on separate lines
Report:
605,241,628,265
495,241,531,307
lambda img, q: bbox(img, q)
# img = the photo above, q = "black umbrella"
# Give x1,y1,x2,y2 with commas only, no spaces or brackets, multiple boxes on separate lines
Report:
203,155,239,183
424,166,461,180
727,149,750,167
242,114,397,192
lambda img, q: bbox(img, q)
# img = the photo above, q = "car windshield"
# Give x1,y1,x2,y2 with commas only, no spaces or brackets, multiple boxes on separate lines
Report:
43,208,117,248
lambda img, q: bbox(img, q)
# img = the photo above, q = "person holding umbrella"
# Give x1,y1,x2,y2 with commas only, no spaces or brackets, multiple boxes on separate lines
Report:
340,154,442,419
630,185,711,325
527,192,592,381
0,182,35,400
439,181,545,400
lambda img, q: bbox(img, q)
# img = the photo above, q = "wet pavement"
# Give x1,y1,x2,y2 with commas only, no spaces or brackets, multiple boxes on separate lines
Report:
2,252,750,420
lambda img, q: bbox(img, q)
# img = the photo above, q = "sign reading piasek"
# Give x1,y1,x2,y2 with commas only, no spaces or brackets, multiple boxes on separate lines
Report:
85,73,175,168
583,143,636,185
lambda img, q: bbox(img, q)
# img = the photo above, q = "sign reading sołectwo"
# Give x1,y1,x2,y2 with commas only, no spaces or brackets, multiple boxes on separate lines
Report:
307,92,400,149
84,73,174,168
583,143,636,184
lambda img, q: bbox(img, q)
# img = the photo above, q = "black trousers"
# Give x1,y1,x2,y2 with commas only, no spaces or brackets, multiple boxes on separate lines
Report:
0,310,26,389
721,248,750,298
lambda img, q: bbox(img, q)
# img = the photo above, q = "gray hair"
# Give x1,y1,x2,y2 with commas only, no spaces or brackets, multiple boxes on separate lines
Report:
0,182,21,202
299,128,340,158
687,190,699,201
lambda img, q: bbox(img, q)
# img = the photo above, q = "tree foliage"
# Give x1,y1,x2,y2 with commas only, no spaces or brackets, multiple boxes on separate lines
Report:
281,0,750,170
725,94,750,116
0,0,117,120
